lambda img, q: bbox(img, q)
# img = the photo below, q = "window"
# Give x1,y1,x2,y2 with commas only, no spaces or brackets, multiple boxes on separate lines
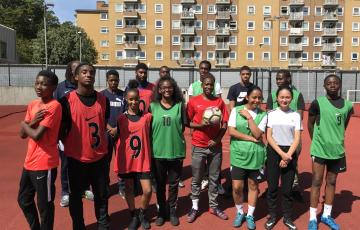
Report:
335,52,342,61
352,37,359,46
263,37,270,45
263,6,271,16
314,22,322,31
303,21,309,31
194,36,202,45
195,20,202,30
313,52,321,61
353,22,360,31
248,5,255,15
115,20,123,28
207,20,215,30
172,4,181,14
155,4,163,13
302,52,308,61
194,5,202,14
139,51,146,60
207,52,215,60
208,5,216,14
247,36,254,45
337,7,343,16
100,27,109,33
230,5,237,14
229,36,237,45
303,7,310,16
100,13,108,20
229,21,237,30
101,53,110,60
353,7,360,16
336,37,343,46
115,3,123,12
155,51,163,60
280,22,288,31
100,40,109,47
172,36,180,45
172,20,180,29
138,35,146,44
263,21,271,30
115,51,123,59
155,20,163,29
314,37,321,46
138,4,146,13
207,36,215,45
302,37,309,46
280,52,287,61
194,51,202,60
315,6,322,16
155,36,163,45
280,6,288,16
172,51,180,60
115,35,124,44
262,52,270,61
352,52,358,61
280,36,287,46
247,21,255,30
229,51,236,60
336,22,343,31
138,20,146,29
247,52,254,61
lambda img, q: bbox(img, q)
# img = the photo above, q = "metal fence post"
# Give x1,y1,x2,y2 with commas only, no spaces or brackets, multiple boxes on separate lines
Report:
315,71,318,99
8,64,11,86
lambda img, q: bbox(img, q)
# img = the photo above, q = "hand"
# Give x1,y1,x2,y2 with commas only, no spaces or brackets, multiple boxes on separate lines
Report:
279,160,288,168
29,109,46,126
239,109,252,120
249,136,259,143
281,153,292,162
208,139,218,147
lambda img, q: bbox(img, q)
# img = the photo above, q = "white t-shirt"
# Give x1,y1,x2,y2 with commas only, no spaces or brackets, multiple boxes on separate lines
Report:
187,80,222,96
228,107,267,132
267,108,302,146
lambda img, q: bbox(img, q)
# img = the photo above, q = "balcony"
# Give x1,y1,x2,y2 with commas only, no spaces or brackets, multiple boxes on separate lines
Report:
321,58,336,68
289,0,304,6
323,13,338,21
180,58,195,67
288,43,303,51
322,28,337,37
216,27,230,36
288,58,303,67
180,42,195,50
323,0,338,6
181,0,196,3
216,11,231,20
215,42,230,50
123,10,139,18
124,42,139,50
322,44,336,52
181,26,195,35
181,11,195,20
289,12,304,21
215,58,230,67
216,0,231,4
123,25,139,34
289,28,304,36
123,58,139,65
123,0,138,2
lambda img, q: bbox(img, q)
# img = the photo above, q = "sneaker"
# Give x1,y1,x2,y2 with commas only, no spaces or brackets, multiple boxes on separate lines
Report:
264,216,276,230
60,194,69,207
83,190,94,201
209,207,228,220
201,179,209,190
246,215,256,230
187,208,199,223
308,220,318,230
218,184,226,195
169,208,180,226
128,213,139,230
233,212,246,228
118,188,125,199
138,209,150,229
155,215,165,226
292,190,304,203
178,180,185,188
283,218,297,230
320,215,340,230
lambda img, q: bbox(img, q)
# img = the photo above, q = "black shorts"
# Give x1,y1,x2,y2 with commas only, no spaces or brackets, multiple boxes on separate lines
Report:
312,156,347,173
230,165,263,181
118,172,151,180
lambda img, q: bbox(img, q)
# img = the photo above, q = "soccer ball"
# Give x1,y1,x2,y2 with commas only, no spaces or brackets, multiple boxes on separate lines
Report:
203,107,222,125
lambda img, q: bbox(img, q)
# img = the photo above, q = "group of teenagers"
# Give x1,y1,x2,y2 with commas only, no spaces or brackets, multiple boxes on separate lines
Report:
17,59,353,230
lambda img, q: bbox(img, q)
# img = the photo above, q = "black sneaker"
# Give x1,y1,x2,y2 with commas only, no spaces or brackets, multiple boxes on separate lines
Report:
291,190,304,203
169,208,179,226
139,209,150,229
187,208,199,223
283,218,297,230
128,211,139,230
155,215,165,226
264,216,277,230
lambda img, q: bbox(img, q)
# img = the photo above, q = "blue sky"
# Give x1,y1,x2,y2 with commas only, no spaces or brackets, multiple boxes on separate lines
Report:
50,0,100,23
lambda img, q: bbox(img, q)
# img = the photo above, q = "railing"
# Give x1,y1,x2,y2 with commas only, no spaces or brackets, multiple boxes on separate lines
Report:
216,0,231,4
123,10,139,18
180,58,195,66
181,11,195,19
216,43,229,50
181,42,195,50
288,43,303,51
215,58,230,66
324,0,338,5
289,28,304,36
289,12,304,20
181,26,195,34
124,42,139,49
216,11,231,20
323,13,338,20
216,27,230,35
289,0,304,4
322,28,337,36
288,58,302,65
322,44,336,51
181,0,195,3
123,25,139,33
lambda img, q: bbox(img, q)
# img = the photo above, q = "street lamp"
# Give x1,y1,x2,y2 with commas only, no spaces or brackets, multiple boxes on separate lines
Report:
44,2,54,69
77,31,82,62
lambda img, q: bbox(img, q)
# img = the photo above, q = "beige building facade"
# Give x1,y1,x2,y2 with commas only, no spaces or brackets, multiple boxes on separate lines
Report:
76,0,360,70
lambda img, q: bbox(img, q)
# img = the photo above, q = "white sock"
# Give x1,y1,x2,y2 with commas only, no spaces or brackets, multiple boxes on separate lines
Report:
192,199,199,210
322,204,332,218
235,204,244,215
247,205,255,217
309,207,317,221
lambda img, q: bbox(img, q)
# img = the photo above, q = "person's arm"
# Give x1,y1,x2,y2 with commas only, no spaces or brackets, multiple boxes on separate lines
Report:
20,108,46,139
266,127,292,162
229,127,258,142
215,82,222,98
208,122,227,147
238,109,263,139
307,100,319,139
227,85,236,111
181,103,189,130
266,94,273,111
105,98,110,128
297,93,305,120
188,83,193,99
58,97,71,141
345,107,354,129
21,122,47,141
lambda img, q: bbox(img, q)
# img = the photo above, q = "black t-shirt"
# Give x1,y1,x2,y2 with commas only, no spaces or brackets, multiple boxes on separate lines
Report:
227,82,255,107
309,97,353,126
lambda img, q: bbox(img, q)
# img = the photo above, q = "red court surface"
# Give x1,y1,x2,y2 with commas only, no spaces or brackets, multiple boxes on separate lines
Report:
0,105,359,230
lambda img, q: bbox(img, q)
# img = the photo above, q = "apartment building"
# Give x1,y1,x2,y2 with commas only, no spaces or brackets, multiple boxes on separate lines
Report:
76,0,360,70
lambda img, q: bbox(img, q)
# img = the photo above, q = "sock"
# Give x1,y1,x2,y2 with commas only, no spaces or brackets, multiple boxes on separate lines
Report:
309,207,317,221
247,205,255,217
192,199,199,210
235,204,244,215
322,204,332,218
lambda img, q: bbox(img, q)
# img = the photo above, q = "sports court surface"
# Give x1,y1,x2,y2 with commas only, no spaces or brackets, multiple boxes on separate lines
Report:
0,105,359,230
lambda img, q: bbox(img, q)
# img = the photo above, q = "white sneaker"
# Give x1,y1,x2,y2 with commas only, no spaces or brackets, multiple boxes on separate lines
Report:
201,179,209,190
218,184,225,195
83,190,94,201
60,194,69,207
118,188,125,199
178,180,185,188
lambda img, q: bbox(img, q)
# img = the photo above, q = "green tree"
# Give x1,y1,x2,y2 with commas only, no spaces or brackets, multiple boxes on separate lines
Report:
32,22,98,65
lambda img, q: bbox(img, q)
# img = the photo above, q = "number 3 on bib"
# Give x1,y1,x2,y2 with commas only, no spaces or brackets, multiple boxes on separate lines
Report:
130,135,142,159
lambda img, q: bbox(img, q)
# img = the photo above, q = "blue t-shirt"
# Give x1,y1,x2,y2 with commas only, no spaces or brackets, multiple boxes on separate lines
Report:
54,80,76,100
100,89,126,127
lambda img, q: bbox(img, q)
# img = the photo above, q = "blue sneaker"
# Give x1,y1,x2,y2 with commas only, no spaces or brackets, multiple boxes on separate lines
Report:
233,212,246,228
320,215,340,230
246,215,256,230
308,220,318,230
